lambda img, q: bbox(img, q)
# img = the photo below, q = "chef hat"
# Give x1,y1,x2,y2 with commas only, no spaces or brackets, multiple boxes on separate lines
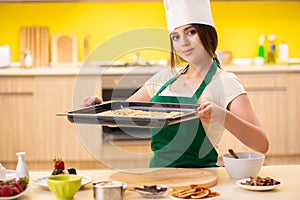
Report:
163,0,215,32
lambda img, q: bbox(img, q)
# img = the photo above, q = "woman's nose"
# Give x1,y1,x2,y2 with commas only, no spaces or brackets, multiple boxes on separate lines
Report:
180,35,190,46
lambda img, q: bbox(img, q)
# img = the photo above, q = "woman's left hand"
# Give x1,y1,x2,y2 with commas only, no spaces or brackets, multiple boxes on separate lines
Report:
197,102,226,124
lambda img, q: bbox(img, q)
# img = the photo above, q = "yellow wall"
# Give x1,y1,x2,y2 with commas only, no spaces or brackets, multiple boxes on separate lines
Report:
0,1,299,62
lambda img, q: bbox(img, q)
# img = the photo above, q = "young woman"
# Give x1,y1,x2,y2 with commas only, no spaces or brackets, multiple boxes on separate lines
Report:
84,0,269,168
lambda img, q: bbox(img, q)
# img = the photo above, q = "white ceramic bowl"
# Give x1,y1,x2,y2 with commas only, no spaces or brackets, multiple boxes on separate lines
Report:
222,152,265,179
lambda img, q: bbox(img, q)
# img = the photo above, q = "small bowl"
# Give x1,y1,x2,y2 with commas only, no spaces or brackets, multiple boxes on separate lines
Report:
222,152,265,179
47,174,82,200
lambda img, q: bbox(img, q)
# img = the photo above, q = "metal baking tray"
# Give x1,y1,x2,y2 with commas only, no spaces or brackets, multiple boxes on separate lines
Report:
57,101,199,128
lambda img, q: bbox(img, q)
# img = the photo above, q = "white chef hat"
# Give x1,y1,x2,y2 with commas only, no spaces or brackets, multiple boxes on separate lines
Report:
163,0,215,32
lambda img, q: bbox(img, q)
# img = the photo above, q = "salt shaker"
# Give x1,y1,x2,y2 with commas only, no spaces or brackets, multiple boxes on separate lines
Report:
16,152,29,180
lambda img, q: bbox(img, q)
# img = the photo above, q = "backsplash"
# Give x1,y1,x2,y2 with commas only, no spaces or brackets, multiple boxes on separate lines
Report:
0,1,299,63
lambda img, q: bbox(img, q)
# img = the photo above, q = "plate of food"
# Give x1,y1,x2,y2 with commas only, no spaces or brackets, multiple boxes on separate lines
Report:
0,186,30,200
0,170,16,182
168,184,220,200
0,177,30,200
134,185,169,198
236,176,281,191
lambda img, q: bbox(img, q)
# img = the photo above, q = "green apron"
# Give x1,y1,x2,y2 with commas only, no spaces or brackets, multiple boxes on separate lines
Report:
149,59,218,168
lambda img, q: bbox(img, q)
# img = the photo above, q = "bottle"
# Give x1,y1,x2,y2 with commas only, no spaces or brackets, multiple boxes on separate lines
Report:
0,163,6,179
16,152,29,180
266,34,276,64
254,35,265,65
258,35,265,59
278,41,289,64
24,49,33,68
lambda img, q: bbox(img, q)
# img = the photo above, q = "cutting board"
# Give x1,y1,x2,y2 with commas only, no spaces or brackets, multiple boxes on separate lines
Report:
20,26,49,67
51,34,77,66
110,168,217,189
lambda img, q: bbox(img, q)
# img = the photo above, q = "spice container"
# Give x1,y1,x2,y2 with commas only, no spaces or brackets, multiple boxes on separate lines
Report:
93,181,126,200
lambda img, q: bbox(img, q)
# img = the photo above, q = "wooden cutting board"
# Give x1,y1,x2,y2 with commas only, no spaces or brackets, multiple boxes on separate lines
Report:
51,34,77,66
20,26,49,67
110,168,217,189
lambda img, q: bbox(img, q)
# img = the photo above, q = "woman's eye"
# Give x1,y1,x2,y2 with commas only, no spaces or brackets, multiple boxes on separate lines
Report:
187,29,197,35
171,35,180,41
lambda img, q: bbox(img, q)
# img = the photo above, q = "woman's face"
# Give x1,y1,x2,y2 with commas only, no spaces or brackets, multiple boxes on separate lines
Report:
170,24,207,64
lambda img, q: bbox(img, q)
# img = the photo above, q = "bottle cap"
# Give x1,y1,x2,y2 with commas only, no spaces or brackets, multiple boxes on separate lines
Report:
16,152,26,156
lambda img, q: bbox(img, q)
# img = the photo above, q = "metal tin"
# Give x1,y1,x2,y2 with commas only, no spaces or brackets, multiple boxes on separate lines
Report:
93,181,125,200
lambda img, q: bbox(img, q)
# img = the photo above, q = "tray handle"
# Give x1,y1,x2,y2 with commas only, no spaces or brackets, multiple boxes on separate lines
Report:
56,111,69,116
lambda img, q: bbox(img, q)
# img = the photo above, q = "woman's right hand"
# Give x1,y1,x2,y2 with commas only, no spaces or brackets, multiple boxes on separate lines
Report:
82,96,102,107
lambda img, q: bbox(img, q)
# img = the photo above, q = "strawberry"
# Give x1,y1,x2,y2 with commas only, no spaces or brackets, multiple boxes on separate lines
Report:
0,184,12,197
12,181,23,193
17,177,29,190
11,186,21,195
53,157,65,170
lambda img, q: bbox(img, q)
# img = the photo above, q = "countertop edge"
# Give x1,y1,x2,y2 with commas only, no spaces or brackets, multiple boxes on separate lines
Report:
1,65,300,76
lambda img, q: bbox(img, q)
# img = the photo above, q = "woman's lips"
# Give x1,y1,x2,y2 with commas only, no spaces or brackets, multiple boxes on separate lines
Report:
182,48,194,56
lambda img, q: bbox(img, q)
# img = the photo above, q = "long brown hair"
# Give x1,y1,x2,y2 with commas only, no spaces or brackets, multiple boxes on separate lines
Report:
170,24,221,69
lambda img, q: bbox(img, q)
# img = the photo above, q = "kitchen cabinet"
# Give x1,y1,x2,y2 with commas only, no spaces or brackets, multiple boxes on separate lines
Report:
286,74,300,154
0,74,103,169
218,72,299,157
0,77,35,162
1,66,299,169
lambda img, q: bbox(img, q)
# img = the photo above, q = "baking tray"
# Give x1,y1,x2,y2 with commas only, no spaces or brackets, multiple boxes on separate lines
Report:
57,101,199,128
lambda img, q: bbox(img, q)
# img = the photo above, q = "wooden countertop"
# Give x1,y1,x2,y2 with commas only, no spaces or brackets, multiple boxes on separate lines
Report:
23,165,300,200
1,64,300,76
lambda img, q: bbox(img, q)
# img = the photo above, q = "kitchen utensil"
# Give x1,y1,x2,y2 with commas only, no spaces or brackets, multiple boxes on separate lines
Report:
20,26,49,67
57,101,199,128
110,168,217,189
51,34,77,66
228,149,239,159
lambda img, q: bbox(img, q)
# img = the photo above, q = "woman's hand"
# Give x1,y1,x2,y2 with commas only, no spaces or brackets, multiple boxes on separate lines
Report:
197,102,226,124
82,96,102,107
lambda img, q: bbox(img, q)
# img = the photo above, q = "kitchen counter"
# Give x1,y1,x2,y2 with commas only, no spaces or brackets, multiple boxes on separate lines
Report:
24,165,300,200
0,66,166,76
1,64,300,76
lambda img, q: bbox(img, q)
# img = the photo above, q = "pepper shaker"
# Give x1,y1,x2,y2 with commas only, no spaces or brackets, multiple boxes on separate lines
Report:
16,152,29,180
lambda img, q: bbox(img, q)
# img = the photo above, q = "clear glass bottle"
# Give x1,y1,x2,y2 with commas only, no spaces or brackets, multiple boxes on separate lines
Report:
16,152,29,180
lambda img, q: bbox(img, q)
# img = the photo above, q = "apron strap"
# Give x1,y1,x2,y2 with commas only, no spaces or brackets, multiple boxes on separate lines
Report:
194,59,218,98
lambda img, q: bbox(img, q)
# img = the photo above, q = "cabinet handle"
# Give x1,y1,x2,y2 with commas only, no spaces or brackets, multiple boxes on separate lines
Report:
245,87,287,93
0,92,34,96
